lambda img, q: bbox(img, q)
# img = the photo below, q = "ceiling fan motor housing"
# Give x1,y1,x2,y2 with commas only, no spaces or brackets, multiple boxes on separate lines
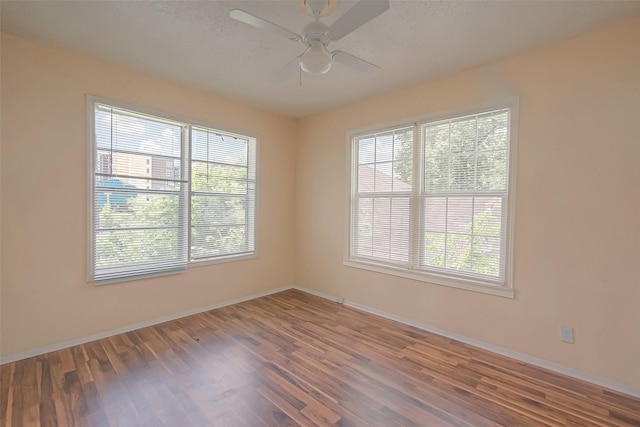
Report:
303,20,330,44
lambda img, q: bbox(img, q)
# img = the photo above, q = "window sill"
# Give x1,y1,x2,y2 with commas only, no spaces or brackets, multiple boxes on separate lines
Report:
93,267,186,286
344,259,514,298
189,252,257,268
92,253,257,285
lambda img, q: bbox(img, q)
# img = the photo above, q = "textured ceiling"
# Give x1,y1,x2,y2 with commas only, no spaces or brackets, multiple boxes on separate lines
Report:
2,1,640,117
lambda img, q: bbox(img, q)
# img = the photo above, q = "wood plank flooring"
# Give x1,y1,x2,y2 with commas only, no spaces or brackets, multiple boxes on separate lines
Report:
2,289,639,426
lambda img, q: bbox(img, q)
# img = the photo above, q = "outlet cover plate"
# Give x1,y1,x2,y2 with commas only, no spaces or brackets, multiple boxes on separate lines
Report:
560,326,574,343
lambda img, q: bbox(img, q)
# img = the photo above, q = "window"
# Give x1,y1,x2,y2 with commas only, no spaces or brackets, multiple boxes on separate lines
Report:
347,101,516,297
88,98,257,284
191,127,255,261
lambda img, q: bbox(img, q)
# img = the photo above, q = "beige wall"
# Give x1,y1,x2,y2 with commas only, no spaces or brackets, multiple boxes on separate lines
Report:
0,34,297,357
295,17,640,389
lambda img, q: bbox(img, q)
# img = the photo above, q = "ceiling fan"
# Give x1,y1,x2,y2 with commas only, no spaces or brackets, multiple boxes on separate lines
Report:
230,0,390,77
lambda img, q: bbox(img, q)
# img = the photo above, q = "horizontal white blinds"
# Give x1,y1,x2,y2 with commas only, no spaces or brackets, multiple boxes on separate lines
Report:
90,101,259,284
349,108,511,288
190,127,256,260
422,196,505,279
91,104,188,283
423,110,508,194
421,109,509,281
352,127,414,265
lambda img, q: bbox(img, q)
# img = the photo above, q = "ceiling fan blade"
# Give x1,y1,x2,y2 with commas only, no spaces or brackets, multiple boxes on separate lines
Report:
272,55,303,83
327,0,390,41
230,9,302,42
332,51,380,75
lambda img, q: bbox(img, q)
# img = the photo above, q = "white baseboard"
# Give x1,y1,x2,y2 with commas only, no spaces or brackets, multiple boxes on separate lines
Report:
0,285,292,365
4,284,639,399
291,285,344,303
289,286,640,399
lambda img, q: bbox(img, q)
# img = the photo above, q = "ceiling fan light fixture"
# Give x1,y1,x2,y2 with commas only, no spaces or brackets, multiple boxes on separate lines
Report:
299,41,332,75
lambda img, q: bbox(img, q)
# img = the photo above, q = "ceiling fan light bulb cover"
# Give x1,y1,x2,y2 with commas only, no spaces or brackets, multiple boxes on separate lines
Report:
300,44,332,75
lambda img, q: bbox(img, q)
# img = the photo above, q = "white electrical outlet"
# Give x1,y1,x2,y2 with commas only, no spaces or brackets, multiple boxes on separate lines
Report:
560,326,574,343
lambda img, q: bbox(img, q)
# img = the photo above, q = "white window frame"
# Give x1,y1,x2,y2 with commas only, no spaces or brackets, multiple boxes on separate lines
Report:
87,96,258,284
344,98,518,298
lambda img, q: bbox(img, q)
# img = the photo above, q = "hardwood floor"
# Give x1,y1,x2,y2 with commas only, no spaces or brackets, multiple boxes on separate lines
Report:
2,289,639,427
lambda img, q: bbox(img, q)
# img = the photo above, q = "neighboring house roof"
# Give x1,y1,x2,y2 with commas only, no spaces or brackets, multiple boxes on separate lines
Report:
358,164,411,193
357,164,501,234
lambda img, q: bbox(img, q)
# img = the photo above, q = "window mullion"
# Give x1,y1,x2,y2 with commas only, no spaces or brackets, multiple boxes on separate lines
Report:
351,140,359,259
410,123,422,270
500,195,508,280
470,197,475,273
185,125,193,262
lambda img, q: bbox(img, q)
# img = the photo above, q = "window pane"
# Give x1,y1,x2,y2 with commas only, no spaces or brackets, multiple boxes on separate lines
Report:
374,162,393,192
95,192,179,229
471,236,501,277
473,198,503,237
446,233,472,272
424,157,449,192
354,198,373,257
372,198,391,259
375,133,393,162
191,195,247,227
423,109,509,195
353,127,413,265
92,103,187,283
477,111,509,152
191,128,209,162
103,152,148,177
190,127,256,262
420,108,509,280
192,128,248,166
191,226,248,259
450,118,476,153
392,161,412,192
192,162,248,194
449,154,476,191
392,129,413,191
390,198,410,263
358,136,375,164
424,122,450,157
446,197,473,233
352,196,411,264
424,232,445,268
358,164,375,193
424,197,446,232
477,151,507,190
95,228,180,269
95,107,182,158
422,195,504,279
